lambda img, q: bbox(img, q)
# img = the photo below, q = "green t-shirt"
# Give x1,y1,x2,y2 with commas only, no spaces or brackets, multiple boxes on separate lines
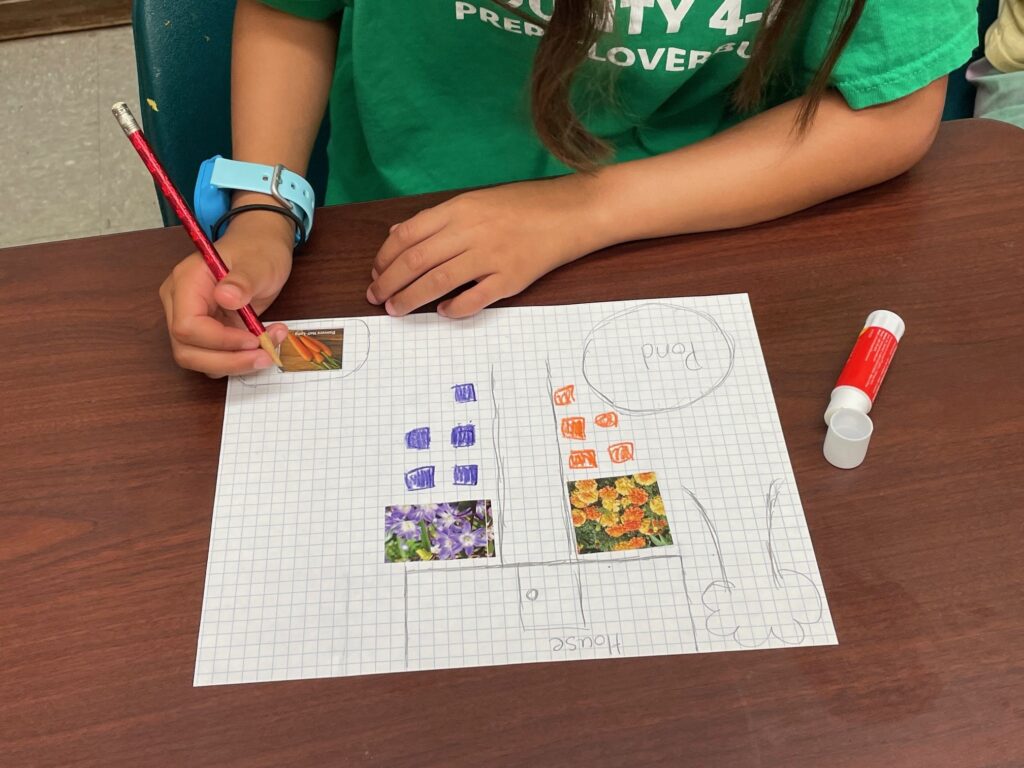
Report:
258,0,977,205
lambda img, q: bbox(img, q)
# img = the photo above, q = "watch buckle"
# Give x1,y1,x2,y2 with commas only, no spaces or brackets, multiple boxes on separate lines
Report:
270,164,297,215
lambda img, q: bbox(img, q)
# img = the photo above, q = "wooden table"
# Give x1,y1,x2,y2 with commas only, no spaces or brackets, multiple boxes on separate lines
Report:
2,119,1022,767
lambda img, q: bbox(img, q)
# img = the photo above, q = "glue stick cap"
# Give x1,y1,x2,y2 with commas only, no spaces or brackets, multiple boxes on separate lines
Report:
823,408,874,469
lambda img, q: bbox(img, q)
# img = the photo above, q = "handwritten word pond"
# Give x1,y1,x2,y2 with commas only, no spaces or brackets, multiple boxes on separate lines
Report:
195,294,836,686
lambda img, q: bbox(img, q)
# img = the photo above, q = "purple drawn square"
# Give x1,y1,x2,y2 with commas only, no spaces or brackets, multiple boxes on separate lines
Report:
404,466,436,491
451,424,476,448
453,383,477,403
405,427,430,450
453,464,479,486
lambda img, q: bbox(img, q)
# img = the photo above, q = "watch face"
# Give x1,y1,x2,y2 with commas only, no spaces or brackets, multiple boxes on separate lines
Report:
194,156,230,238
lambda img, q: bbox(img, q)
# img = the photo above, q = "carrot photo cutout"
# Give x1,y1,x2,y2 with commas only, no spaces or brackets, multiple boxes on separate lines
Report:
279,329,344,373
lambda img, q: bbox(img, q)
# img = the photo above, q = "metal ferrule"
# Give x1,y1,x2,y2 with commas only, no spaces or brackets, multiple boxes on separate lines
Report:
111,101,140,136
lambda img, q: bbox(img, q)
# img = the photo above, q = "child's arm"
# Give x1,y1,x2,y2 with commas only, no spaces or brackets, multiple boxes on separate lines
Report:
585,79,947,241
368,78,946,319
160,0,338,377
228,0,337,214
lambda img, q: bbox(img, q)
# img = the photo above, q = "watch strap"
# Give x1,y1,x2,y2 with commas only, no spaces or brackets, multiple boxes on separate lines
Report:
209,159,315,241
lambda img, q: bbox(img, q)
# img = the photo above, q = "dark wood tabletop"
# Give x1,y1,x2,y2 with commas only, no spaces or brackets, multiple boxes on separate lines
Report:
2,119,1022,768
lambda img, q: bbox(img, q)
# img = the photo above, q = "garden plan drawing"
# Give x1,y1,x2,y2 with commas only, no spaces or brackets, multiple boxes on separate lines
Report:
195,293,836,686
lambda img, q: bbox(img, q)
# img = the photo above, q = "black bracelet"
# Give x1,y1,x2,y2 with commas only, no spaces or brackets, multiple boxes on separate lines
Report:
212,203,308,245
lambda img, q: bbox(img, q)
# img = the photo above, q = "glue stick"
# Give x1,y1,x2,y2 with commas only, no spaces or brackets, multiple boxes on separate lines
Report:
823,310,905,469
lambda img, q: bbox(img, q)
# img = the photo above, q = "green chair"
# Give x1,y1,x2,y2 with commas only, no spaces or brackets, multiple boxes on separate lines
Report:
132,0,330,227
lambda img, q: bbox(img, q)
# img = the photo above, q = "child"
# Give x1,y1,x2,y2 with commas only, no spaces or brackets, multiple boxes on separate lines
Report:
967,0,1024,127
160,0,976,377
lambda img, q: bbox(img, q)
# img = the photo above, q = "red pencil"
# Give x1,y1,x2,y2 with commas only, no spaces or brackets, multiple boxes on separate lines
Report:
110,101,283,369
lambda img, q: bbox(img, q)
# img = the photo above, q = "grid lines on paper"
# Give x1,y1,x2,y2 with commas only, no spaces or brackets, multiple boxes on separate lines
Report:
195,294,835,686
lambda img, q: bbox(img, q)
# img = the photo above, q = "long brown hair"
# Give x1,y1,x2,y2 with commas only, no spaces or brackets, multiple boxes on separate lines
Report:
498,0,866,171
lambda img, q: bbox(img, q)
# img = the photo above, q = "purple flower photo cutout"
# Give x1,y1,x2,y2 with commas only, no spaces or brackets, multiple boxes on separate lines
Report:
384,500,494,563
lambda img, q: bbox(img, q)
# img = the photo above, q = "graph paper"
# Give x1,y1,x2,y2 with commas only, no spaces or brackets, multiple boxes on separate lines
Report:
194,294,835,686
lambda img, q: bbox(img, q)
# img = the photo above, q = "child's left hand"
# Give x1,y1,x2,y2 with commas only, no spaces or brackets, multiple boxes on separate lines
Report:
366,175,607,318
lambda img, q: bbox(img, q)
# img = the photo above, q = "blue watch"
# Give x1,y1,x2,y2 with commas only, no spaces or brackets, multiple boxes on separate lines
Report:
194,155,315,245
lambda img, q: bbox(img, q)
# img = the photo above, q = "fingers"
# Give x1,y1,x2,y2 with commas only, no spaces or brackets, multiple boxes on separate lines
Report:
367,229,466,306
372,206,449,278
383,251,496,316
167,317,288,378
171,308,288,351
437,275,516,319
162,262,289,377
170,271,290,350
172,293,260,351
175,344,279,378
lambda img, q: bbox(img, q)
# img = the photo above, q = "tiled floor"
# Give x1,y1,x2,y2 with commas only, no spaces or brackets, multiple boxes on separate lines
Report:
0,26,163,249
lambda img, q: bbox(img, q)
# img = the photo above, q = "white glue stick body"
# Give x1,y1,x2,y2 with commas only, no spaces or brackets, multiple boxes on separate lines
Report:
824,310,906,425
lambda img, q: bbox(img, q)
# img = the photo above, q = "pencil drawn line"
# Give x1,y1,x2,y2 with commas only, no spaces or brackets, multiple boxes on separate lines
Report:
514,565,587,632
399,552,688,577
521,625,590,634
574,559,587,627
765,479,784,588
490,365,507,563
517,568,526,631
580,303,736,415
679,484,729,585
701,479,824,649
237,317,372,387
401,554,686,576
545,359,578,559
676,554,699,653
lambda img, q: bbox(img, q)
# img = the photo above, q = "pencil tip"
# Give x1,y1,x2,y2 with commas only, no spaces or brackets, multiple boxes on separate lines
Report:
257,332,284,370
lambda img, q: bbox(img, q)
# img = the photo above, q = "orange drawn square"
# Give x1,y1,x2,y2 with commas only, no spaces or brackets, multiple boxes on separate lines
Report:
560,417,586,440
594,411,619,428
568,450,598,469
553,385,576,406
608,442,635,464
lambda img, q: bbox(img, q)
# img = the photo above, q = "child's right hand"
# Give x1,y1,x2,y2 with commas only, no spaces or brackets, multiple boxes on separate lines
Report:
159,214,293,378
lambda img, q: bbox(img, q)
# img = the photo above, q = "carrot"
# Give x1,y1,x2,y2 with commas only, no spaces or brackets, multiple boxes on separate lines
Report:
287,333,312,362
295,333,341,369
294,334,326,364
305,335,333,355
296,334,322,354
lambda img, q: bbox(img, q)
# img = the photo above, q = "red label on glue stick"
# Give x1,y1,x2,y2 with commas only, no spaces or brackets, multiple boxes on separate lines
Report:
825,310,905,426
836,325,899,401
